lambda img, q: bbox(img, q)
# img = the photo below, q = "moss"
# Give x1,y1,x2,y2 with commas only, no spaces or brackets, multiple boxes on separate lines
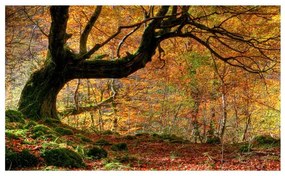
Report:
94,139,112,146
252,135,280,146
114,154,137,163
6,148,39,170
44,118,61,126
86,147,108,159
206,136,221,144
111,143,128,151
5,129,27,139
104,162,127,170
5,131,19,139
42,148,85,168
239,143,252,153
76,134,93,143
31,124,55,139
54,127,74,136
24,121,38,129
5,110,25,123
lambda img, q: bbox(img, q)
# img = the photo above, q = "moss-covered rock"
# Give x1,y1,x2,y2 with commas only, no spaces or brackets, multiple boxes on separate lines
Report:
5,110,25,123
42,148,85,168
86,146,108,159
111,143,128,151
6,149,39,170
94,139,112,146
54,127,74,136
251,135,280,147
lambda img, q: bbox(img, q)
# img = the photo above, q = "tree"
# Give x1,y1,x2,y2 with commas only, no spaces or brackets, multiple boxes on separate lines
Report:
11,6,279,120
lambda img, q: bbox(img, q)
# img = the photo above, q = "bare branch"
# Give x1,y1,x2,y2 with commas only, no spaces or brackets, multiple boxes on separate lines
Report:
116,25,141,58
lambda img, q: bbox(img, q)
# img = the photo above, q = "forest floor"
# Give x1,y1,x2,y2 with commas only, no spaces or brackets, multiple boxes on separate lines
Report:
5,116,280,171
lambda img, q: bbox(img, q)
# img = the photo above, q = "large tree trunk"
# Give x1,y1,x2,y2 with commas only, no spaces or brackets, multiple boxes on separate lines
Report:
18,64,70,120
16,6,169,121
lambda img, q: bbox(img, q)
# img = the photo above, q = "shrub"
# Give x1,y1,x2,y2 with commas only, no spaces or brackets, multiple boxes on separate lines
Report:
86,147,108,159
111,143,128,151
6,149,39,170
5,110,25,123
54,127,74,135
42,148,85,168
94,139,112,146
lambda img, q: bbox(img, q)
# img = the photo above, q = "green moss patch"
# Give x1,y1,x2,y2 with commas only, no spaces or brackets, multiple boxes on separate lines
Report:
24,121,38,129
31,124,54,139
6,149,39,170
42,148,85,168
86,146,108,159
114,154,137,163
54,127,74,136
111,143,128,151
239,143,253,153
5,110,25,123
104,162,127,170
5,129,27,139
252,135,280,147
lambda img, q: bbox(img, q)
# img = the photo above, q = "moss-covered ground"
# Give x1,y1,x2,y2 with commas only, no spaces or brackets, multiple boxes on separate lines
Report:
5,110,280,171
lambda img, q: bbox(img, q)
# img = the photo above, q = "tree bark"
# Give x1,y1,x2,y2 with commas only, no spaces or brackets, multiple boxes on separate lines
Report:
18,64,70,120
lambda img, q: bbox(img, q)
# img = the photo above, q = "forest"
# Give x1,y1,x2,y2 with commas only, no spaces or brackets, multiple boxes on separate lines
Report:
5,6,280,171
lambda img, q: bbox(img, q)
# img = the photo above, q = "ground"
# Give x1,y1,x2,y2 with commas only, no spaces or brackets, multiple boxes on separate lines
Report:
5,117,280,171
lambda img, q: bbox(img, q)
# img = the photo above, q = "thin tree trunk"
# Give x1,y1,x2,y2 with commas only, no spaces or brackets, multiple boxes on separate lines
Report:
219,84,227,140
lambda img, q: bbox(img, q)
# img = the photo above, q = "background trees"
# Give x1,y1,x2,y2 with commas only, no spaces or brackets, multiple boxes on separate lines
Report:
5,6,280,143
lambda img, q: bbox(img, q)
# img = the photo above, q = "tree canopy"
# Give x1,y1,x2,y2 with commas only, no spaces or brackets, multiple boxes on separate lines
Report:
5,6,280,140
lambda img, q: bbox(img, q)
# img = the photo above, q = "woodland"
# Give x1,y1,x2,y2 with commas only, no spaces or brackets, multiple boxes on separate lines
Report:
5,6,280,170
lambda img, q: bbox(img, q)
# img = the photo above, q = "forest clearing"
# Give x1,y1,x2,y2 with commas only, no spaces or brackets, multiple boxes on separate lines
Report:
5,6,280,171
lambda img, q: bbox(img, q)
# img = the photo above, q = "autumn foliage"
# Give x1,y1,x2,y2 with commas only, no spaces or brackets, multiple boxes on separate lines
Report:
5,5,280,171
